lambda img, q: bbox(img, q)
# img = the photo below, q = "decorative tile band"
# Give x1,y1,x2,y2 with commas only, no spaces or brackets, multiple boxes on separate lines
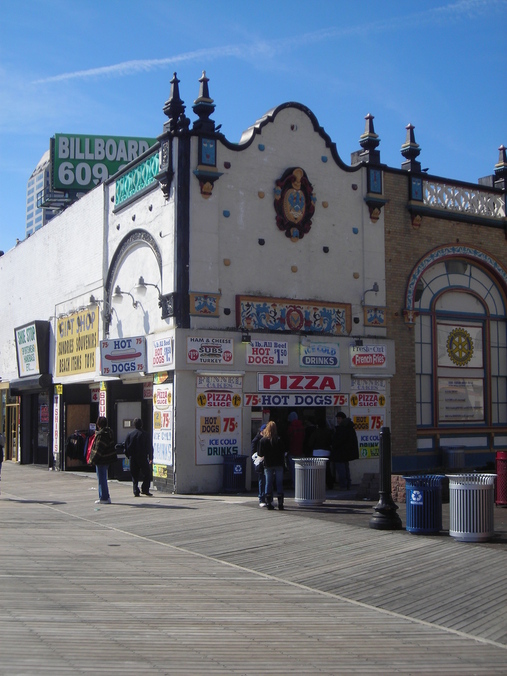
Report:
115,152,160,206
236,295,351,335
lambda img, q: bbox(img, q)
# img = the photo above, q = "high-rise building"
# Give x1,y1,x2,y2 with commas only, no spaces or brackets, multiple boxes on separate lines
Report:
25,151,57,238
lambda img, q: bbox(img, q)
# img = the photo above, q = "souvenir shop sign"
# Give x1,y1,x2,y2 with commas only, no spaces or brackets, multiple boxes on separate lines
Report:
100,336,146,376
153,382,173,467
245,392,348,408
148,334,173,371
56,309,99,377
246,340,288,366
15,322,41,376
187,337,234,365
350,344,387,368
258,373,341,392
299,340,339,367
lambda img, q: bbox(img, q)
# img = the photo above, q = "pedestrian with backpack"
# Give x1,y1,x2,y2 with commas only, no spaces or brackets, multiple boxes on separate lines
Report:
89,417,116,504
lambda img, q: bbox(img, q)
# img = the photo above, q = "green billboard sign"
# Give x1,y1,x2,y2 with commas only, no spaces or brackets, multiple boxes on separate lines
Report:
52,134,158,192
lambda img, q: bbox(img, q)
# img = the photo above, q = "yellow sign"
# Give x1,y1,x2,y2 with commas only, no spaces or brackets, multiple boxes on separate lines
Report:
153,464,168,478
55,308,99,377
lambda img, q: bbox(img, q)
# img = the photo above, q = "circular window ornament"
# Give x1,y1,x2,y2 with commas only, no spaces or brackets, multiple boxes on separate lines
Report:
446,327,474,366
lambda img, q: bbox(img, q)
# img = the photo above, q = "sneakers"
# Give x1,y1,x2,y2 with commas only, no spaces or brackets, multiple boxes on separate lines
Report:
141,492,153,496
259,502,266,508
95,498,111,504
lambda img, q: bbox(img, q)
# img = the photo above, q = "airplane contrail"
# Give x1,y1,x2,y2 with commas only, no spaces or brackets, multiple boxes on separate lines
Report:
32,0,501,85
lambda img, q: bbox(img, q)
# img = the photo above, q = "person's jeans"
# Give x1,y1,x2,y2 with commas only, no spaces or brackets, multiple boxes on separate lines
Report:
264,466,284,502
334,461,351,489
96,464,110,501
257,470,266,503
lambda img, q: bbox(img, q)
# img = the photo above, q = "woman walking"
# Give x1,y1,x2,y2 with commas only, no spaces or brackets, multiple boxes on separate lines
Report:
259,421,285,511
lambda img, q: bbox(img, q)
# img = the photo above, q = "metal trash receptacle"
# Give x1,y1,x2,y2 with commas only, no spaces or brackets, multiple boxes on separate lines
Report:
495,451,507,506
447,473,497,542
295,458,327,506
223,455,247,493
403,475,445,534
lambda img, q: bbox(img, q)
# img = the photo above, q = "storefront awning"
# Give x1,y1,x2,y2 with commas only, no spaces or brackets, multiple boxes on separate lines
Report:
9,374,53,395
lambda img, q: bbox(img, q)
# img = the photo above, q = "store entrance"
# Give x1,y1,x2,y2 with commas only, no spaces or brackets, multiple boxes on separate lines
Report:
5,401,19,462
261,406,334,454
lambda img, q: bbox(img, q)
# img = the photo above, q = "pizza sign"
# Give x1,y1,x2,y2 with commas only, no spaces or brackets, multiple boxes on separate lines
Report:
350,393,386,407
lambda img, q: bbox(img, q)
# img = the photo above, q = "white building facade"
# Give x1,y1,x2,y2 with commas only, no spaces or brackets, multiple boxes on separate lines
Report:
2,72,504,492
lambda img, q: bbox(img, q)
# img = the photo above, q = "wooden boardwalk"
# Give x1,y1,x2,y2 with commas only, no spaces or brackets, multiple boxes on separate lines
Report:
1,462,507,675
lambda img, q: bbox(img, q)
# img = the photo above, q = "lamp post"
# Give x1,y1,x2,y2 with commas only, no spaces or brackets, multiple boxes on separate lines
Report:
369,426,402,530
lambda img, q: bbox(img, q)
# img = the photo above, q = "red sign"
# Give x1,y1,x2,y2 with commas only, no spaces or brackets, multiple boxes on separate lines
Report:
257,373,341,392
350,345,387,368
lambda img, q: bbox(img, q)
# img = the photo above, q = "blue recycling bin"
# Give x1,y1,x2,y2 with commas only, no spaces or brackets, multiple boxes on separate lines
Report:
223,455,247,493
403,475,446,534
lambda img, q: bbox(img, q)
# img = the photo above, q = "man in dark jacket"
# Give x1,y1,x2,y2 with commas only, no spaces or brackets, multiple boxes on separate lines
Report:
125,418,153,497
332,412,359,490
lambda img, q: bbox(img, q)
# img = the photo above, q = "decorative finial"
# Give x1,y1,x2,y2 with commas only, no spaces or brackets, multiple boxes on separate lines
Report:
193,71,217,133
359,113,380,151
401,123,421,172
162,73,189,133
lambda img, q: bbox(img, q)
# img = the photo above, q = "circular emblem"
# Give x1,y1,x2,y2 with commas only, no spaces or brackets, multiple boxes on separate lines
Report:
197,393,207,407
286,306,304,331
446,327,474,366
350,394,359,407
411,490,423,504
378,395,386,407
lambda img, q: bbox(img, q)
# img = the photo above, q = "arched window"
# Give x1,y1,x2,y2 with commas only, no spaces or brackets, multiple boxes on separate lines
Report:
414,259,506,429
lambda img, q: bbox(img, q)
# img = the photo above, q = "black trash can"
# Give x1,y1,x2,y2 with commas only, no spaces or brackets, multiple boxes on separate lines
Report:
223,455,247,493
403,475,445,534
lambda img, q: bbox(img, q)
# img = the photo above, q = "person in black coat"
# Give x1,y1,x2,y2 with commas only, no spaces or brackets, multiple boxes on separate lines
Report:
258,421,285,510
332,412,359,490
124,418,153,497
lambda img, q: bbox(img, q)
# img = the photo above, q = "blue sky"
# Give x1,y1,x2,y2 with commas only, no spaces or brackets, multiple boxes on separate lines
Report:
0,0,505,253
